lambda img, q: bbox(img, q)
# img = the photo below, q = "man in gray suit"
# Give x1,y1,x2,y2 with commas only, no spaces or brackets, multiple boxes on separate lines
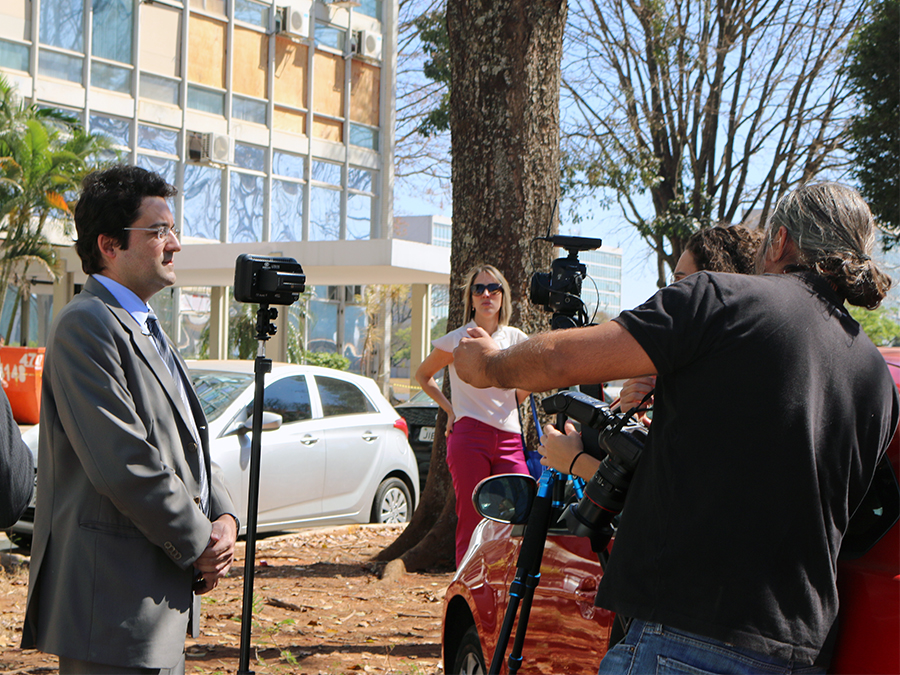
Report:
22,166,238,674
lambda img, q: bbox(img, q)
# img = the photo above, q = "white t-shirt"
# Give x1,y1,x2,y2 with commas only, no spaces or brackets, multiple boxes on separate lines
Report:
432,321,529,434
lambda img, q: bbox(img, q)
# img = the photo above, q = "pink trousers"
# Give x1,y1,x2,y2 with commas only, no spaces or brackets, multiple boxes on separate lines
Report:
446,416,529,565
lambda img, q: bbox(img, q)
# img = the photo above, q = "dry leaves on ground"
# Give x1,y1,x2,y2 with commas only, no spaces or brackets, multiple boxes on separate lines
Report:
0,524,454,674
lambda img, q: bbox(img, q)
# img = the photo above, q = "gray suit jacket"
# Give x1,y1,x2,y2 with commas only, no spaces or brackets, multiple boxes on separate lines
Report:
21,277,235,668
0,385,33,528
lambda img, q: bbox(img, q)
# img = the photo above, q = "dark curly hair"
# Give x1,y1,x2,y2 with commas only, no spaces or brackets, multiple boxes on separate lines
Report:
74,165,177,275
685,225,763,275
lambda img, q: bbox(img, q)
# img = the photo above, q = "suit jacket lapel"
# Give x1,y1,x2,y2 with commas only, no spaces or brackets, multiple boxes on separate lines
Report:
83,278,200,445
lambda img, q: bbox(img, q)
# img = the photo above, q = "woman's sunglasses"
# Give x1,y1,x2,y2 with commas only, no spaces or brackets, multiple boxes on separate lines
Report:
472,283,503,296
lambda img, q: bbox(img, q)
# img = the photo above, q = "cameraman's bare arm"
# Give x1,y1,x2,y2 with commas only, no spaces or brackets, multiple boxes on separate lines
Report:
455,322,655,392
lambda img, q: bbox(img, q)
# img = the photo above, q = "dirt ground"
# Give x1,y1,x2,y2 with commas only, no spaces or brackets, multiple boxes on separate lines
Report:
0,524,455,675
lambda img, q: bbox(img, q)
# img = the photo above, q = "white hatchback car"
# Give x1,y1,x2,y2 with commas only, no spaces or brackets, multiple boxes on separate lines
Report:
11,361,419,542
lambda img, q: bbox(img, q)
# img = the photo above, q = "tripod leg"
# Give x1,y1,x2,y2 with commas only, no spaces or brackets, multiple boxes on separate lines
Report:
489,475,557,675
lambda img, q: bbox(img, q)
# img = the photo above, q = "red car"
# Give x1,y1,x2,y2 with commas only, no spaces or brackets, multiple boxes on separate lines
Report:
442,350,900,675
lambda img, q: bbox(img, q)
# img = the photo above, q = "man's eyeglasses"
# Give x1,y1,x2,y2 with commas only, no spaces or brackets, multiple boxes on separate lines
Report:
472,283,503,296
123,225,180,240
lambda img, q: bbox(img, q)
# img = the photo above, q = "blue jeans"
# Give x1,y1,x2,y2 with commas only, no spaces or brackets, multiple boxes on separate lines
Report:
598,621,826,675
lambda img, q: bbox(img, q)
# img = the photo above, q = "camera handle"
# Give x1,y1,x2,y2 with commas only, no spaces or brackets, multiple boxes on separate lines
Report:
237,305,278,675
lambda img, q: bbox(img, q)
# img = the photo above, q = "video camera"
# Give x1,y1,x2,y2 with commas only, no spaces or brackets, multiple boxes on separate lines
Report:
530,235,603,329
234,253,306,305
543,390,648,548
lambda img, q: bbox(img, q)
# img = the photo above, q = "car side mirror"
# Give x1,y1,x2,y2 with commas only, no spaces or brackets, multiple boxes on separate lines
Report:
472,473,537,525
226,410,283,436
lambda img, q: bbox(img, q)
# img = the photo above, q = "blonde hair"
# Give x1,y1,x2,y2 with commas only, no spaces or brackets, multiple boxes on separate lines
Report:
461,264,512,326
764,182,891,309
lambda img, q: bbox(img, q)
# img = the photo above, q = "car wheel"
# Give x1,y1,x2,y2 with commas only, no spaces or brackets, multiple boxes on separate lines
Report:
371,478,411,524
452,625,486,675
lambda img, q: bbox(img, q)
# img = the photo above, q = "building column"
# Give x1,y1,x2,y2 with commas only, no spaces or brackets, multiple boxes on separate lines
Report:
409,283,430,391
51,261,75,323
208,286,229,359
379,293,392,399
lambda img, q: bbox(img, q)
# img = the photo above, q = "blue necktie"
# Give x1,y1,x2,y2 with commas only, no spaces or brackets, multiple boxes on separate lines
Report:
147,313,209,516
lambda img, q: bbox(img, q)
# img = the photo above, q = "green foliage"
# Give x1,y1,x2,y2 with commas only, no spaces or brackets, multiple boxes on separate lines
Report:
845,0,900,244
849,305,900,346
415,10,451,137
430,317,448,342
391,325,411,366
301,350,350,370
0,75,111,344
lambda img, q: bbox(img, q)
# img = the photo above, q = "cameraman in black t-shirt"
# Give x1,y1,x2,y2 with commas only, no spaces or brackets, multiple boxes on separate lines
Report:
454,182,899,673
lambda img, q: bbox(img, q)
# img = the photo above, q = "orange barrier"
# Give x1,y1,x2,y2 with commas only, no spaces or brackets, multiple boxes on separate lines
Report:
0,347,45,424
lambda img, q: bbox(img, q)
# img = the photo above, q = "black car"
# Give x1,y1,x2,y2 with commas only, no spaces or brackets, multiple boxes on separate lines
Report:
395,387,438,491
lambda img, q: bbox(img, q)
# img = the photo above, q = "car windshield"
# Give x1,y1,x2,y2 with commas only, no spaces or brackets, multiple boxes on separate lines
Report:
190,370,254,421
407,388,436,405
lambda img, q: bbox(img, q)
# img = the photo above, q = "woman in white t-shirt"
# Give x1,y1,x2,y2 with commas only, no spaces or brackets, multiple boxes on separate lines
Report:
416,264,529,565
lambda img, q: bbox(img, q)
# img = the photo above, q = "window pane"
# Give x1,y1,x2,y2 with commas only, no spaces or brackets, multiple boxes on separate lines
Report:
234,0,269,28
356,0,382,20
40,0,83,51
233,95,267,124
92,0,133,63
234,142,266,171
183,164,222,240
273,151,306,180
343,305,366,371
191,370,253,421
139,5,182,78
38,51,82,83
263,376,312,424
314,24,344,51
190,0,226,15
0,40,28,71
309,293,337,348
309,186,340,241
348,167,373,192
137,155,176,185
138,125,179,155
311,160,341,186
91,61,131,93
346,193,372,240
187,84,224,115
90,114,130,146
228,172,264,243
316,376,375,417
349,123,378,150
140,73,179,105
272,179,304,242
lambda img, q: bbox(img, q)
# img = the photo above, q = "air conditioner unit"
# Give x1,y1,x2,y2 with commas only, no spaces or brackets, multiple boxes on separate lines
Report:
187,131,233,164
275,5,307,38
360,30,382,59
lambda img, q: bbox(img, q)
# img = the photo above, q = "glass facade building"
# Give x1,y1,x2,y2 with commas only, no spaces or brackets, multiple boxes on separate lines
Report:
573,247,623,322
0,0,391,247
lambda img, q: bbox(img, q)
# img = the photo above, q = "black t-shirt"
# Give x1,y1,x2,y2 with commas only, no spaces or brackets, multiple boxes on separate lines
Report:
598,271,899,664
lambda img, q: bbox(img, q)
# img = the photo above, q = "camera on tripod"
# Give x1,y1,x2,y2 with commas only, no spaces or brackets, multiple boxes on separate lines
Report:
529,235,603,329
234,253,306,305
543,390,647,548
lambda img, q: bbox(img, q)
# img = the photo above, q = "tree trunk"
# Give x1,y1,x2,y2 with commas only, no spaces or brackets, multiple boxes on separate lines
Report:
374,0,566,570
373,405,456,571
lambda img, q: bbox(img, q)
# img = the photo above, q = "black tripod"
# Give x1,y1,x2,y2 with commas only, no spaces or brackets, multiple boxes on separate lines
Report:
237,304,278,675
487,390,595,675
